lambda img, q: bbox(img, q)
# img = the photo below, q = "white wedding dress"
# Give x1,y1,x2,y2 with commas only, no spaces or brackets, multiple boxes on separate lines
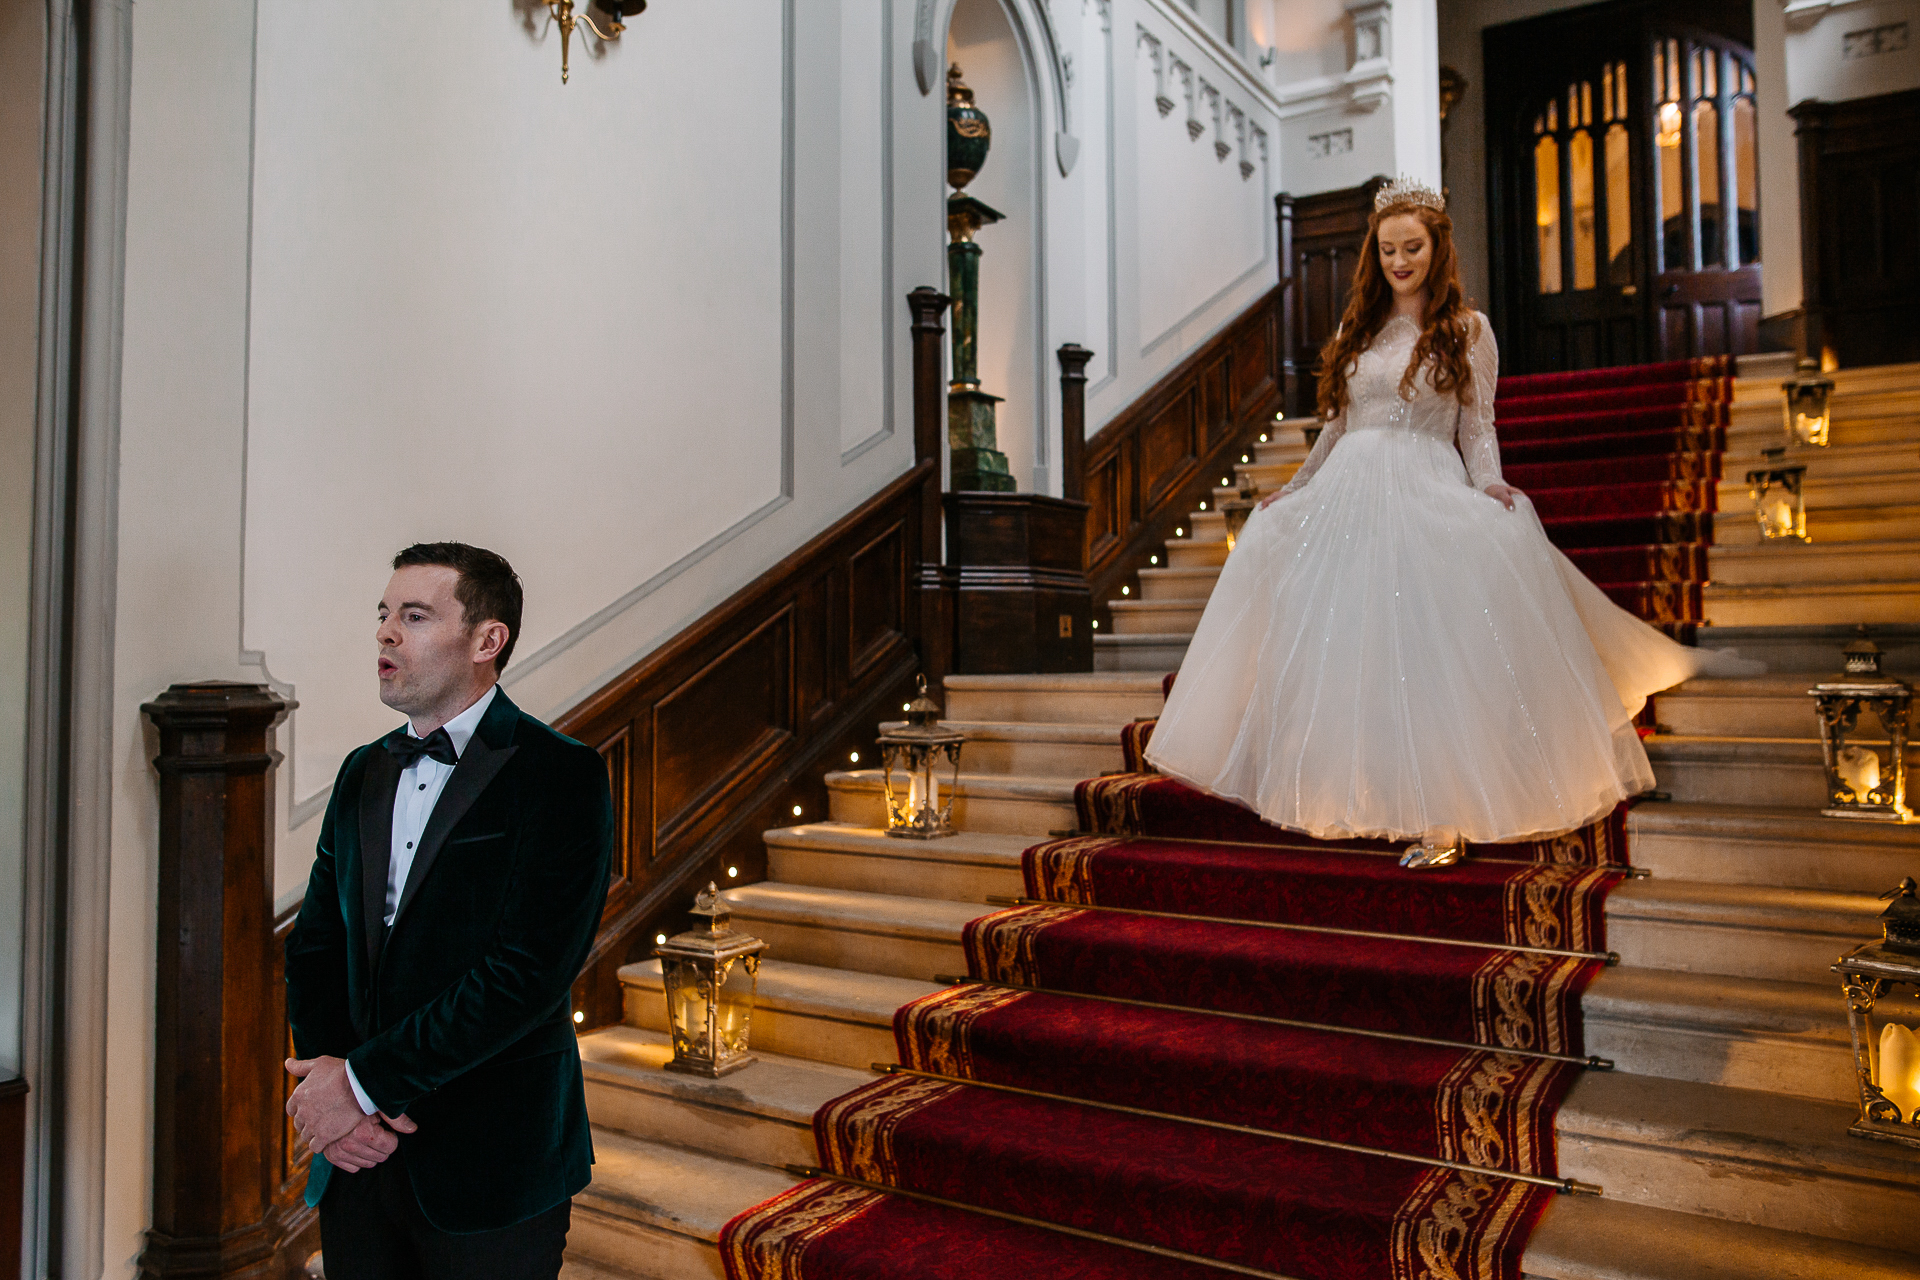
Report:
1143,312,1725,844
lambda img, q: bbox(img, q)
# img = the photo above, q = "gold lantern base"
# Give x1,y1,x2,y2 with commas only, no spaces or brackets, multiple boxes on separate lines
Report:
665,1052,758,1079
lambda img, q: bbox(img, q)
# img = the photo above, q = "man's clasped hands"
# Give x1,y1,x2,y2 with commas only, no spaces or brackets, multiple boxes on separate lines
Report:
285,1054,417,1170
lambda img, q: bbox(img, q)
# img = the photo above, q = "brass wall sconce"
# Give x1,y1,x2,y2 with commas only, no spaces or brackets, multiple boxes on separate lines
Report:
1808,632,1912,821
878,676,965,839
1783,357,1836,448
543,0,640,84
1834,881,1920,1148
1747,447,1807,541
655,882,766,1077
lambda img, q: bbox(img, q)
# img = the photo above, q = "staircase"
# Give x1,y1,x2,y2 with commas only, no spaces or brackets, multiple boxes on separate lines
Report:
563,664,1920,1277
563,361,1920,1278
1706,358,1920,627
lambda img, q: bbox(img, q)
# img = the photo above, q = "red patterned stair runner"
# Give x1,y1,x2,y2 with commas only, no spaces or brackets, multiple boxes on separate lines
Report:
722,722,1623,1279
1494,356,1732,630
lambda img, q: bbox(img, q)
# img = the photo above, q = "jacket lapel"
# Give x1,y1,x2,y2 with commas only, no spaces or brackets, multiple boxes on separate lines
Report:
389,690,520,929
357,745,402,972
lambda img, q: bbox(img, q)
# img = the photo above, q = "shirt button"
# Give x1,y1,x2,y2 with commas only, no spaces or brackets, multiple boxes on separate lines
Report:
418,784,425,790
406,841,413,848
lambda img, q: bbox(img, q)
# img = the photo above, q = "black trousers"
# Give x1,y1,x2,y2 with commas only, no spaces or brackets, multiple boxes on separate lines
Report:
318,1148,570,1280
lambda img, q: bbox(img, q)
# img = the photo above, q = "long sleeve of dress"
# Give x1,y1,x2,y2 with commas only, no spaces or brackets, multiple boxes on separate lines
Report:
1279,412,1347,494
1456,315,1504,490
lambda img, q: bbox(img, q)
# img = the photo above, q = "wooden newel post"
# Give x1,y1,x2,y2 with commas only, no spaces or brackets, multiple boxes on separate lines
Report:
139,682,297,1280
907,286,955,686
1056,344,1093,504
1274,192,1302,418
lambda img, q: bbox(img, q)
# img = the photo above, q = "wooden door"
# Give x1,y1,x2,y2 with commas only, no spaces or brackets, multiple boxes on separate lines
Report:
1485,2,1762,373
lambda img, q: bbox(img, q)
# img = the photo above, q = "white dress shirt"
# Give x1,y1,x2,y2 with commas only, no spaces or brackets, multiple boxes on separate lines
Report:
346,684,499,1118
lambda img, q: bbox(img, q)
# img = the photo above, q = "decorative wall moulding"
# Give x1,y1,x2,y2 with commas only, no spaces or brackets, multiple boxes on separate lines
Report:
1138,27,1176,116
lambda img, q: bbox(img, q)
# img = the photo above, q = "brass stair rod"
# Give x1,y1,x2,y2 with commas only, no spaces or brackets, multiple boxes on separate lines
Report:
931,975,1613,1069
870,1063,1604,1197
783,1165,1306,1279
986,895,1621,965
1045,829,1652,876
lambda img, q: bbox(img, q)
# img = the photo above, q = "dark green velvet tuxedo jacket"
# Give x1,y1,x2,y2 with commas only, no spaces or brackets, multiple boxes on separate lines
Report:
286,688,613,1233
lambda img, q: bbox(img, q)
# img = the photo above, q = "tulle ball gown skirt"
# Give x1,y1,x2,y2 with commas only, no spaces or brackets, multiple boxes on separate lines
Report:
1143,426,1707,845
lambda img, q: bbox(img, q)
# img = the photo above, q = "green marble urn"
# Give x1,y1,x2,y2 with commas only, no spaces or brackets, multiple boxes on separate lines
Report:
947,64,991,191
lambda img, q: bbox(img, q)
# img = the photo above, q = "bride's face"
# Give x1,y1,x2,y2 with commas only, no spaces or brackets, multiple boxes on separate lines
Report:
1376,214,1433,299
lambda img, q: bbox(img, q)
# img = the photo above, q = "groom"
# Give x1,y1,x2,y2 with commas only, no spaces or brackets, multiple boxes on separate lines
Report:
284,542,613,1276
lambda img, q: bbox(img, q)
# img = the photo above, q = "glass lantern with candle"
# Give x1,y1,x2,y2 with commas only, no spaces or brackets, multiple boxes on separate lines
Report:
1834,880,1920,1148
1220,473,1261,551
655,882,767,1077
878,675,965,839
1808,632,1913,821
1747,448,1808,542
1783,357,1836,449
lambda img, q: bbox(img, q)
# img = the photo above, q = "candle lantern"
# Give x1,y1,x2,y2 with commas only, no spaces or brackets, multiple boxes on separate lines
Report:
1808,632,1913,821
655,882,767,1077
1221,473,1261,550
1747,447,1808,542
1833,881,1920,1148
878,675,965,839
1783,356,1835,448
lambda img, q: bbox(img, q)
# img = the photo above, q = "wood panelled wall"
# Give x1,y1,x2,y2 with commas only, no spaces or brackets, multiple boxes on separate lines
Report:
558,462,931,1028
1278,177,1386,418
1084,286,1287,624
1792,89,1920,369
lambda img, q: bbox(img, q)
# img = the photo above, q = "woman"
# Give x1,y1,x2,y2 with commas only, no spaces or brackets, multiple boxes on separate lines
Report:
1143,178,1742,868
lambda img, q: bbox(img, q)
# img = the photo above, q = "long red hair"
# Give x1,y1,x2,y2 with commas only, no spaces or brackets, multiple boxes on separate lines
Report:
1315,202,1476,422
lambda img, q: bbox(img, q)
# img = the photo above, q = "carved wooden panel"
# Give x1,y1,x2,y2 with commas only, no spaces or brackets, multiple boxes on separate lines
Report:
554,462,932,1030
1229,312,1274,413
848,521,907,682
597,727,634,891
652,610,795,852
1140,394,1198,506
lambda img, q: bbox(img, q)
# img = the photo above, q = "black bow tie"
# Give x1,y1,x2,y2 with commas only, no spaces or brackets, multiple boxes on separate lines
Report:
385,726,458,769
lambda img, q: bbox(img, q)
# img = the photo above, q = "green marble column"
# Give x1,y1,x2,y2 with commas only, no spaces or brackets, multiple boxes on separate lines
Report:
946,65,1015,494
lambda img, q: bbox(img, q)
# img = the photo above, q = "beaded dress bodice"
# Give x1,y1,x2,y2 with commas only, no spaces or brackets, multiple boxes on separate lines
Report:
1283,312,1503,494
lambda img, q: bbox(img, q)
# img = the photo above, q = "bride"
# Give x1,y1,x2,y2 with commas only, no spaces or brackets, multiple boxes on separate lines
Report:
1143,177,1732,869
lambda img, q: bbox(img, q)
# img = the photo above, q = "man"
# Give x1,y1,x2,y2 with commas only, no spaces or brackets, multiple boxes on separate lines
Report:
285,542,613,1277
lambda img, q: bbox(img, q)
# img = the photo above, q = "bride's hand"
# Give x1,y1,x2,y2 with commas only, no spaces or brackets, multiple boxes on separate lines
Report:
1258,487,1290,510
1484,483,1522,510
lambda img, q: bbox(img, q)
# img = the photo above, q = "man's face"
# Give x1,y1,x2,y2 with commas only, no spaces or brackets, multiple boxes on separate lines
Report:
376,565,484,718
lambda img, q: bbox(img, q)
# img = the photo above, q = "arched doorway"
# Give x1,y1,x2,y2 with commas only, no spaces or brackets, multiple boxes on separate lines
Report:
1485,0,1763,372
946,0,1045,491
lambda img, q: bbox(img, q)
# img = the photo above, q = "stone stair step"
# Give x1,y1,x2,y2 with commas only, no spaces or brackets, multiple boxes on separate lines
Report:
1627,800,1920,893
940,672,1165,725
826,768,1078,834
1582,966,1857,1101
569,1130,797,1280
1703,578,1920,627
716,881,978,983
1107,597,1203,635
1692,623,1920,675
1092,632,1189,672
1655,675,1830,738
1137,565,1222,601
1713,502,1920,547
928,720,1127,778
1714,468,1920,514
763,822,1028,902
619,956,932,1071
1556,1071,1920,1254
1708,538,1920,587
1165,539,1229,569
1605,879,1881,984
1718,439,1920,484
579,1025,866,1168
1640,734,1917,808
1524,1194,1920,1280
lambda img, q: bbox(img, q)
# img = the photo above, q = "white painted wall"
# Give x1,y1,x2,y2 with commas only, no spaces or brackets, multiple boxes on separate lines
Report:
1783,0,1920,102
79,0,1443,1267
0,0,45,1081
1754,0,1804,315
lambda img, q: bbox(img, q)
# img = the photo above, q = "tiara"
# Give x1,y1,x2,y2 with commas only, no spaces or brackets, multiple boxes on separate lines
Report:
1374,176,1445,213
